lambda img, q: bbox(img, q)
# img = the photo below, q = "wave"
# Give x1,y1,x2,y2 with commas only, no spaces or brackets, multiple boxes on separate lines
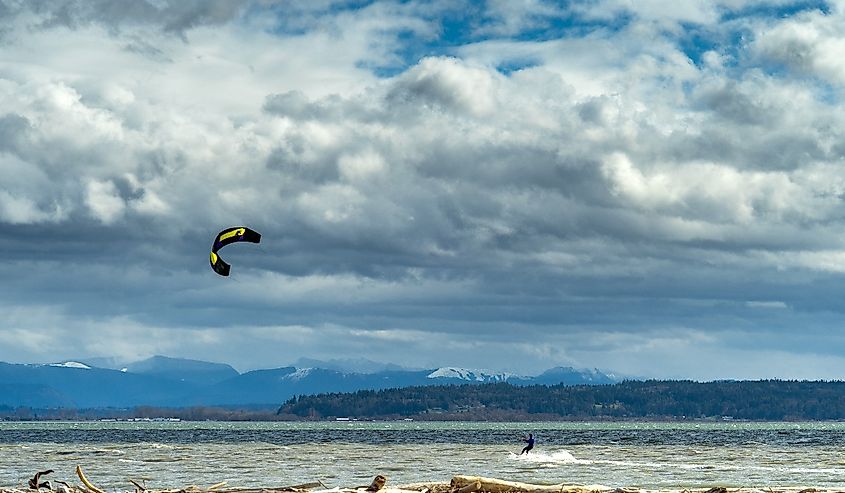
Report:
508,449,590,465
147,443,175,450
592,458,845,476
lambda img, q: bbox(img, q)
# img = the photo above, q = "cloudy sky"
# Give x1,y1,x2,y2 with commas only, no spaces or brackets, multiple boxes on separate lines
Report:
3,0,845,380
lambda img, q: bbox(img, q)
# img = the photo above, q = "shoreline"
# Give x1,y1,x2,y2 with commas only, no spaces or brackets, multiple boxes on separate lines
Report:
3,473,843,493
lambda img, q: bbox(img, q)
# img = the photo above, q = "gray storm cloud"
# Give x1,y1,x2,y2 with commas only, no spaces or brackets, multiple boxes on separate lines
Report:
1,0,845,379
1,0,248,35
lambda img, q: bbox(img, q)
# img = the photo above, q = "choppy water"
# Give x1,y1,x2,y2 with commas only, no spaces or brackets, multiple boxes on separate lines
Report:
2,421,845,490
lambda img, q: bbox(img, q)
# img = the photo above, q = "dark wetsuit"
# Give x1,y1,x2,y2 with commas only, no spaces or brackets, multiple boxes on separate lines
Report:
521,435,535,455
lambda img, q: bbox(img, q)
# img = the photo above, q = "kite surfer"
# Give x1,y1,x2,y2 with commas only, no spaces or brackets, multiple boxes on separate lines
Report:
520,433,535,455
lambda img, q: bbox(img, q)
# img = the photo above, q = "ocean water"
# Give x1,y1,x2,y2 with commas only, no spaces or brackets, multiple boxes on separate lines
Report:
2,421,845,490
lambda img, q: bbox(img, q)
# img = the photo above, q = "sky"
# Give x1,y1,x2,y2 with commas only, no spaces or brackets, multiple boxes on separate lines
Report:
2,0,845,381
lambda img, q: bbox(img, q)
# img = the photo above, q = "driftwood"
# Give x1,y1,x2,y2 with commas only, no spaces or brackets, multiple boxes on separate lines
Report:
129,480,147,492
28,470,54,490
449,476,609,493
452,479,481,493
284,483,327,492
395,482,444,493
75,466,105,493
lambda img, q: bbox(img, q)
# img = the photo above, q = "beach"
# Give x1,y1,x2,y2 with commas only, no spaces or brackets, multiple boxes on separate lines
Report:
3,473,845,493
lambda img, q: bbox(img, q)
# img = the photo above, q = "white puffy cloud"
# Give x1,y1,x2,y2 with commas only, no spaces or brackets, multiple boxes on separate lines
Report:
751,4,845,85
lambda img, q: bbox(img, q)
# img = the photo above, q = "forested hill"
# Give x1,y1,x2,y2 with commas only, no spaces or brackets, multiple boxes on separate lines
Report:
277,380,845,420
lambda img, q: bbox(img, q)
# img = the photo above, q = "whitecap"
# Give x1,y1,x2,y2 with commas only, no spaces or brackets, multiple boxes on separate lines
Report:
508,449,590,465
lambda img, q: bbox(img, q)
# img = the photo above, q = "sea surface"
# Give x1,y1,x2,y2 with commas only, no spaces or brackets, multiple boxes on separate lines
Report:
2,421,845,490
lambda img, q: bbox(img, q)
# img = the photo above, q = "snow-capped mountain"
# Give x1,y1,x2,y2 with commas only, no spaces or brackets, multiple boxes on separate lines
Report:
283,368,315,381
426,367,521,382
0,356,622,408
47,361,92,370
532,366,619,385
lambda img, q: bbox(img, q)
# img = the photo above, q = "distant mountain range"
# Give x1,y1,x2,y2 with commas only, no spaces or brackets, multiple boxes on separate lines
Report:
0,356,622,409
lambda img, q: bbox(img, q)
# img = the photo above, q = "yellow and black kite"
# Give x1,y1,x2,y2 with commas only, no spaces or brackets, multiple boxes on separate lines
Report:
210,226,261,276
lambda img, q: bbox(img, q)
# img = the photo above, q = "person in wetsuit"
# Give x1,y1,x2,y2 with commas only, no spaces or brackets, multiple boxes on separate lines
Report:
520,433,535,455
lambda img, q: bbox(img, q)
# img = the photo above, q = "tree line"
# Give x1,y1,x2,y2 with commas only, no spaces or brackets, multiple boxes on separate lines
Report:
277,380,845,420
5,380,845,421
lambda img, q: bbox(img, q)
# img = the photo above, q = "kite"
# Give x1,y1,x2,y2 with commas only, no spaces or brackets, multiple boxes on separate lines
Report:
210,226,261,276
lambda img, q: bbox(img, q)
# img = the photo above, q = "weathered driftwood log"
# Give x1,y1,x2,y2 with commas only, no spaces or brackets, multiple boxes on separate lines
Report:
311,489,437,493
396,482,447,493
199,489,329,493
75,466,105,493
452,479,481,493
129,479,147,492
449,476,610,493
28,470,54,490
